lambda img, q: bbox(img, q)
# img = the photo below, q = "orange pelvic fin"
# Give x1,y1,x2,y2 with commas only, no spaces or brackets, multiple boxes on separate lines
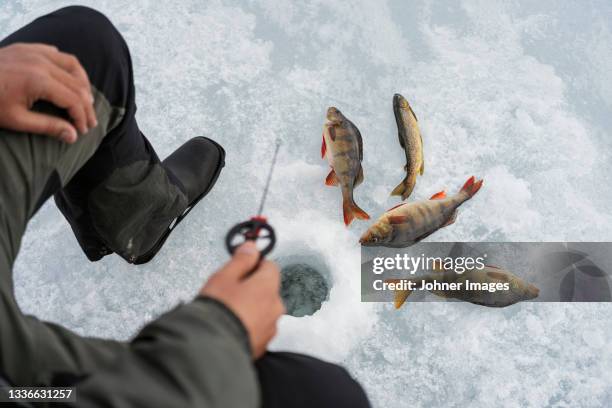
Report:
325,169,339,186
388,215,409,224
429,190,446,200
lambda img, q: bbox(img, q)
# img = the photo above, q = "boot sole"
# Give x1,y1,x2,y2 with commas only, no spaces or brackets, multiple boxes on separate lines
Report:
132,136,226,265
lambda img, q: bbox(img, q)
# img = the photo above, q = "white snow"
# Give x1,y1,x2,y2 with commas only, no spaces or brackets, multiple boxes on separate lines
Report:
3,0,611,406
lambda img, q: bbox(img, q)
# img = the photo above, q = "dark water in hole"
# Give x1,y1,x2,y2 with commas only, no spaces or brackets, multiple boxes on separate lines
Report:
280,263,330,317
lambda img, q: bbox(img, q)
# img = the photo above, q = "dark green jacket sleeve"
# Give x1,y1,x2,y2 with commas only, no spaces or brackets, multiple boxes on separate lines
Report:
71,297,259,408
0,287,259,408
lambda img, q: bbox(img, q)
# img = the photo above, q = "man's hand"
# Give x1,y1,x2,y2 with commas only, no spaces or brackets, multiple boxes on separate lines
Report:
201,242,285,359
0,43,97,143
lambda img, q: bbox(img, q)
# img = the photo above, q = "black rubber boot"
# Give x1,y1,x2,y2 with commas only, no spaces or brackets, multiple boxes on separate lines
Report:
132,137,225,264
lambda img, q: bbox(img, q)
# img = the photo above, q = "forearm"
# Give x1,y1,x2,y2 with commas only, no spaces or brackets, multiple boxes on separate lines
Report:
72,297,259,408
1,289,258,407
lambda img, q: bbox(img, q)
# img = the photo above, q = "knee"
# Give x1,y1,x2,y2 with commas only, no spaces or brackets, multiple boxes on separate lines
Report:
51,6,126,58
56,6,114,33
44,6,132,106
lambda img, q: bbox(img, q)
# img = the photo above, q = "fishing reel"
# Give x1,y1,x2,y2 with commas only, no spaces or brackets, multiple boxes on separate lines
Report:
225,216,276,258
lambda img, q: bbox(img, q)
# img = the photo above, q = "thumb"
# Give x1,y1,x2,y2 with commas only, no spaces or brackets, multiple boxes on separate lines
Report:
10,107,78,143
217,241,260,281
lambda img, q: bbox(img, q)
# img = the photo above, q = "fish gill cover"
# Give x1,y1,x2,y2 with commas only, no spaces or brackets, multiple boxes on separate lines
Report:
4,0,612,407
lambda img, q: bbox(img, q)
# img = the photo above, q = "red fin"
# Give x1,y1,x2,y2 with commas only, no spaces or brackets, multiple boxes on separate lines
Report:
321,133,327,158
460,176,483,197
343,199,370,226
429,190,446,200
386,203,407,212
462,176,475,191
388,215,409,224
325,169,339,186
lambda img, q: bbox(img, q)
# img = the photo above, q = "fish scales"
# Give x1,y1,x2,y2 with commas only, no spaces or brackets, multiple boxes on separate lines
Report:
390,94,424,200
322,107,370,226
388,266,540,309
360,176,484,247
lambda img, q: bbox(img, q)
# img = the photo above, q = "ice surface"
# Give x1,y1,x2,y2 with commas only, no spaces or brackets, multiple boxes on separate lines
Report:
2,0,612,406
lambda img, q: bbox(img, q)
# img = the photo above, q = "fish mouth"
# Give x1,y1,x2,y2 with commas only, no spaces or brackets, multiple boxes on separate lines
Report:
393,93,405,107
392,94,405,120
326,106,340,120
359,238,381,247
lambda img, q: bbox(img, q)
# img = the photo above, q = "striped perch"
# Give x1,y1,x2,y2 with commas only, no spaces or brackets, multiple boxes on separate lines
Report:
359,176,483,247
390,93,424,201
322,107,370,226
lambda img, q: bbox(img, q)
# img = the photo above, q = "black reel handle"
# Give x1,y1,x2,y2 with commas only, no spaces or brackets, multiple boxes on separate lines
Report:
225,217,276,258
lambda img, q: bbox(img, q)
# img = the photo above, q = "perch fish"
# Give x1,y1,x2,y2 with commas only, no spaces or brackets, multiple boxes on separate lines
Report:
388,265,540,309
390,93,424,200
322,107,370,226
360,176,483,247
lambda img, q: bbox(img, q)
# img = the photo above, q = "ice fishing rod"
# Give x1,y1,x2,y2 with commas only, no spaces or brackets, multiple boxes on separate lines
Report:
225,141,281,259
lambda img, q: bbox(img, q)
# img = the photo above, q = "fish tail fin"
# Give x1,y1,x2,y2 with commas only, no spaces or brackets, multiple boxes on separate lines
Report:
386,279,412,309
391,175,416,200
395,289,412,309
342,196,370,226
460,176,483,198
390,179,406,197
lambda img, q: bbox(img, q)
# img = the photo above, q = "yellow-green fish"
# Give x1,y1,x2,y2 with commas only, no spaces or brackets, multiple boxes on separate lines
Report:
322,107,370,226
391,93,424,200
387,265,540,309
359,176,483,247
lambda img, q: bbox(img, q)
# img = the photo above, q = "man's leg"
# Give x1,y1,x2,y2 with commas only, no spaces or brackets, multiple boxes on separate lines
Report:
0,9,255,404
256,352,371,407
0,5,235,389
0,5,167,385
0,6,193,264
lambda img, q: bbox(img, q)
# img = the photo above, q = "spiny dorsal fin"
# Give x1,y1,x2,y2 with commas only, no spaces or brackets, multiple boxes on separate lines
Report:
408,105,418,121
386,202,407,212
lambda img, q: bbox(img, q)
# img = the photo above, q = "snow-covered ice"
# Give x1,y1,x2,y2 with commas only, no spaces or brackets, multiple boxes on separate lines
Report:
3,0,611,406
